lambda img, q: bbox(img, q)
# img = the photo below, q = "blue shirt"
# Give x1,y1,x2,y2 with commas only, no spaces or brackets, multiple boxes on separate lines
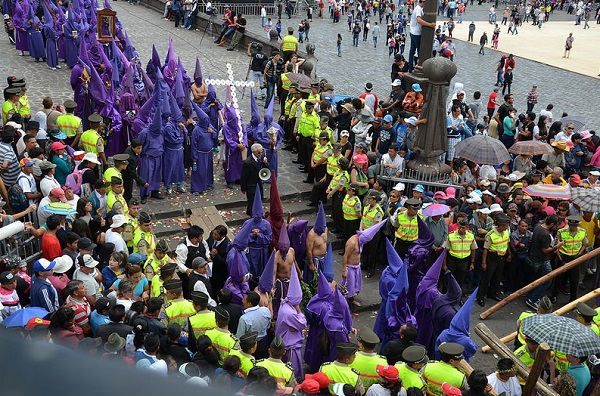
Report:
567,364,590,396
90,311,110,335
112,277,149,299
236,305,272,340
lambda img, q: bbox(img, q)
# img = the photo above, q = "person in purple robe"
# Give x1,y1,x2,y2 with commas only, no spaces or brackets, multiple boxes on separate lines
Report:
253,97,284,181
431,270,462,347
256,251,275,317
245,92,261,144
190,102,216,194
275,263,307,380
414,250,446,356
226,221,251,276
304,269,353,373
374,239,404,343
13,0,29,55
224,248,250,307
435,287,478,363
162,38,178,89
201,84,223,150
119,93,138,142
162,93,186,195
382,252,415,347
243,186,273,280
222,91,246,188
25,5,45,61
42,0,60,69
406,219,435,311
122,32,138,61
288,220,309,276
63,3,80,68
55,4,66,61
272,225,295,319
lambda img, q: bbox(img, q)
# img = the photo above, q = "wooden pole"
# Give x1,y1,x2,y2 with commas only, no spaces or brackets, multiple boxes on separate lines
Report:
457,360,499,396
522,342,551,396
474,323,559,396
481,288,600,353
480,248,600,320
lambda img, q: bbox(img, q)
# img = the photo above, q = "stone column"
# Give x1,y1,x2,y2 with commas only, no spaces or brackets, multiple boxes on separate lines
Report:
417,0,439,69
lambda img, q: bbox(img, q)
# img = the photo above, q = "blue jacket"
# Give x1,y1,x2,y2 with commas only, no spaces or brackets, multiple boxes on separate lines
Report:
30,275,60,313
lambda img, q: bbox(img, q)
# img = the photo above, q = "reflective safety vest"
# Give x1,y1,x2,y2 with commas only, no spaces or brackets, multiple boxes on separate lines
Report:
516,311,535,345
81,129,102,154
327,154,342,175
514,345,535,385
329,169,349,191
163,298,196,326
395,212,419,242
124,215,138,247
350,351,388,390
554,351,570,372
280,73,292,91
558,227,586,256
205,328,239,365
282,34,298,52
256,358,295,387
284,96,297,118
188,310,217,339
320,361,361,387
308,92,321,104
298,111,320,137
486,228,509,256
289,98,301,119
18,94,30,118
422,361,465,396
2,100,18,124
133,229,156,256
362,204,384,229
144,253,170,282
229,349,256,378
313,143,332,163
103,167,122,183
106,191,128,215
151,277,166,299
314,126,334,143
448,230,475,259
343,195,361,220
57,113,82,137
396,362,425,389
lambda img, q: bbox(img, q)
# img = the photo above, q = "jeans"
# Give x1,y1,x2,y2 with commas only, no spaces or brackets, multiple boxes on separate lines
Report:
265,80,277,108
526,102,535,113
408,33,421,71
252,71,265,98
373,36,378,47
183,10,192,28
528,259,552,302
353,34,359,46
216,24,229,41
337,43,342,56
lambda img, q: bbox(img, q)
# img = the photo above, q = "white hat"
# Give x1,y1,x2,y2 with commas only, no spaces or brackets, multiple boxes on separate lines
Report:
477,208,491,214
80,254,99,268
482,190,496,197
489,203,503,213
391,79,402,87
83,152,101,165
467,196,482,205
393,182,406,192
111,214,128,228
589,171,600,177
53,255,74,274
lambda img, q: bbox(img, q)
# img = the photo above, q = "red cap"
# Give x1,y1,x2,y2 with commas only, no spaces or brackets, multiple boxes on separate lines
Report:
50,187,67,202
305,373,330,389
352,153,368,164
51,142,67,151
569,174,583,184
25,317,50,331
376,365,399,383
442,383,462,396
297,380,320,394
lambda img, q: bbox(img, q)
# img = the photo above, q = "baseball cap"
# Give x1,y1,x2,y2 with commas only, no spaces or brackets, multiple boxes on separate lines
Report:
589,171,600,177
305,373,329,389
297,380,320,394
376,365,399,383
445,186,456,199
96,296,115,312
24,317,50,331
467,195,482,205
383,114,393,123
570,174,583,184
80,254,99,268
391,79,402,87
404,116,418,126
412,83,422,92
393,182,405,192
340,130,350,137
0,271,17,284
51,142,67,151
50,187,67,202
33,258,56,272
19,158,34,167
442,383,462,396
365,82,373,91
413,184,425,193
433,191,447,199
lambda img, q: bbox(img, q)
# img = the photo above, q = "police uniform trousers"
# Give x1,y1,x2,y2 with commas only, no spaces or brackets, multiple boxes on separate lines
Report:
331,190,346,230
476,251,505,300
309,174,333,205
299,135,314,171
343,218,361,242
394,239,412,261
552,254,580,302
446,254,470,296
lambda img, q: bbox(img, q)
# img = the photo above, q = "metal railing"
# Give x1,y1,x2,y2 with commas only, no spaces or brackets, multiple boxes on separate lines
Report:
378,167,465,198
1,212,43,268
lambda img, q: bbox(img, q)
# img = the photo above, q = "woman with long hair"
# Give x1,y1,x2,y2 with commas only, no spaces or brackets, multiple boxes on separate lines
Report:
49,307,83,349
102,251,127,289
109,263,149,302
76,198,93,224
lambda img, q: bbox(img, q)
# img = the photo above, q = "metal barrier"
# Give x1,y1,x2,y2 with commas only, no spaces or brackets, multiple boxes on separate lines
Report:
1,212,43,267
378,167,466,198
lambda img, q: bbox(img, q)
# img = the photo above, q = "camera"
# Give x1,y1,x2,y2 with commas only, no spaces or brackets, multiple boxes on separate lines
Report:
249,42,261,56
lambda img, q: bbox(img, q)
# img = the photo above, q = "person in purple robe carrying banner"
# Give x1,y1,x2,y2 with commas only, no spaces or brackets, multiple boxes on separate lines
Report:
223,87,247,190
275,263,307,380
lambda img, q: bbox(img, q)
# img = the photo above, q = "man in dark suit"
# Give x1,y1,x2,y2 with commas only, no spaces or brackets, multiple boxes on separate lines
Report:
207,225,230,293
240,143,265,216
95,305,134,342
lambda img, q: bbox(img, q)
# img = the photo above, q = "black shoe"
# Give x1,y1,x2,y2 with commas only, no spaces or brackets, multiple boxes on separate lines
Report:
366,272,374,278
226,48,234,51
338,250,344,255
306,202,318,207
493,293,504,302
477,298,485,307
550,296,558,304
226,183,234,189
150,192,165,200
140,196,148,204
291,149,298,154
302,179,313,183
298,165,306,170
292,160,302,164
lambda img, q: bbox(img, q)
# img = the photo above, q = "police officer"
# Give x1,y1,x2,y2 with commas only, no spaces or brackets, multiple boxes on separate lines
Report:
144,239,170,283
342,183,362,242
123,198,140,253
556,215,588,302
307,131,332,184
396,345,427,390
133,211,156,256
106,176,128,215
188,291,217,353
361,191,384,231
477,214,511,307
151,262,177,301
296,100,320,174
230,331,258,377
283,84,302,152
320,342,365,395
443,217,477,297
104,153,129,184
256,336,296,387
514,296,552,350
308,82,321,104
423,343,467,396
575,301,600,336
393,198,422,259
56,99,82,148
350,327,388,390
159,279,196,327
80,113,107,166
205,307,240,365
514,336,539,385
327,157,350,233
280,26,298,63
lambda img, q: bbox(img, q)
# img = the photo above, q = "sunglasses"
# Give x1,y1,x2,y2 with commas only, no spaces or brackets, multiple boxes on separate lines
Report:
566,127,574,130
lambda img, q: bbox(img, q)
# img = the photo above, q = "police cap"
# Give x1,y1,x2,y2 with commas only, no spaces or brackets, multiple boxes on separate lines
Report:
336,342,358,357
402,345,429,364
214,307,230,323
270,335,286,351
160,262,177,276
367,191,381,201
64,99,77,109
138,211,152,224
156,239,169,252
129,198,141,206
6,87,20,95
318,131,329,140
88,113,103,123
310,82,320,88
438,342,464,360
357,327,380,345
113,154,130,163
333,143,342,152
110,176,123,185
12,82,26,88
319,116,329,125
576,302,596,319
304,100,315,107
338,157,349,170
163,279,182,291
348,182,359,192
190,291,209,305
495,214,511,225
405,198,422,208
239,331,259,349
289,82,299,90
567,215,582,225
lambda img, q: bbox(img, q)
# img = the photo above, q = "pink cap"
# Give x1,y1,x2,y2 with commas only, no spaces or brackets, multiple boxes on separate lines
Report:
445,187,456,199
543,206,556,216
50,187,67,202
442,383,462,396
434,191,447,199
51,142,67,151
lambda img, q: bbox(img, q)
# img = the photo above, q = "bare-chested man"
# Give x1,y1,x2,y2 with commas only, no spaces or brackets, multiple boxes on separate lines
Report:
305,205,328,286
191,79,208,104
342,234,362,307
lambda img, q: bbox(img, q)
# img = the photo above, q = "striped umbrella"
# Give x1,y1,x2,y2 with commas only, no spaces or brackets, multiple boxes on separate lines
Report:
42,202,77,215
523,184,572,200
508,140,554,156
454,135,511,165
571,187,600,212
559,115,586,133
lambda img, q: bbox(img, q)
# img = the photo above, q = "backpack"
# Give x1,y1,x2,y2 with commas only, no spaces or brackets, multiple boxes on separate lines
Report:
65,168,92,197
354,166,369,195
8,175,30,213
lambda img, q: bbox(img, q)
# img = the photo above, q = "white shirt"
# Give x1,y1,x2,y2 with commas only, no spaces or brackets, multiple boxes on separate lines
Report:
37,196,52,225
192,273,217,308
553,131,572,142
40,176,60,197
175,237,212,275
381,153,404,176
73,269,102,300
18,171,38,205
105,229,128,253
410,4,424,35
487,373,522,396
479,165,497,182
540,109,553,123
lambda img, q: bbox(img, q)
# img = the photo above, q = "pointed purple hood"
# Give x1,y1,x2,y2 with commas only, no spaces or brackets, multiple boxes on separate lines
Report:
436,287,479,362
385,238,404,275
313,203,326,235
264,96,275,126
194,57,203,85
323,243,334,282
231,221,252,250
230,248,246,284
249,92,260,128
278,225,290,256
386,257,415,328
252,184,264,219
316,269,332,298
358,220,387,253
416,250,446,309
258,251,275,293
285,263,302,306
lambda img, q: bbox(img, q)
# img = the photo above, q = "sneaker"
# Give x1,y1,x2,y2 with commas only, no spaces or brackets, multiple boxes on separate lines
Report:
55,65,61,69
526,299,538,310
166,188,173,195
587,268,594,275
177,186,187,193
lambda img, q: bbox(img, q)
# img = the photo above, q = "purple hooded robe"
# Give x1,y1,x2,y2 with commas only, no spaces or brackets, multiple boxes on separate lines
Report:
253,97,284,180
63,3,81,67
13,0,29,52
382,250,415,347
190,102,216,193
222,96,246,183
374,239,404,343
431,270,462,348
435,287,479,362
162,92,186,186
138,78,165,196
406,218,435,311
25,5,45,59
224,248,250,307
42,0,59,68
243,186,273,279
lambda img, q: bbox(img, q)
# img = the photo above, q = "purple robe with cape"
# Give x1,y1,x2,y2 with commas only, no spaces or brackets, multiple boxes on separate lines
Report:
63,3,81,67
244,187,273,279
382,250,415,347
201,84,222,148
253,97,284,180
435,287,478,362
406,218,435,311
162,93,185,186
222,96,246,183
42,0,59,68
13,0,29,52
190,103,216,193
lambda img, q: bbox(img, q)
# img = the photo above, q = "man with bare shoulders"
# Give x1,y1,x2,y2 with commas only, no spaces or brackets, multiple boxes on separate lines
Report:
191,76,208,105
273,227,302,319
305,203,328,285
342,234,362,307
